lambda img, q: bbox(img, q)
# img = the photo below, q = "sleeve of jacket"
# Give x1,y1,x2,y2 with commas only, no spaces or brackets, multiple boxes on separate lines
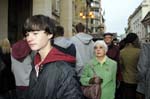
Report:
80,64,92,86
56,63,84,99
112,61,117,92
137,44,148,81
137,44,149,94
89,40,94,59
75,49,84,77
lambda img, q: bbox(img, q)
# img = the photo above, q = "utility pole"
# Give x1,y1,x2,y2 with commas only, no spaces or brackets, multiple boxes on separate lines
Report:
85,0,91,33
85,2,89,33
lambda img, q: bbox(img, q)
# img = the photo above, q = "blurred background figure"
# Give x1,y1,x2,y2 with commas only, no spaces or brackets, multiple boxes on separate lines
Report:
103,33,120,62
136,43,150,99
120,33,140,99
119,38,126,50
11,39,33,99
71,22,94,78
54,25,76,57
0,38,16,99
53,25,76,67
103,32,121,99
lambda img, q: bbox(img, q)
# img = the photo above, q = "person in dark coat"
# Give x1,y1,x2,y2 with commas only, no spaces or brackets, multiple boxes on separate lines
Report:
0,38,16,99
22,15,84,99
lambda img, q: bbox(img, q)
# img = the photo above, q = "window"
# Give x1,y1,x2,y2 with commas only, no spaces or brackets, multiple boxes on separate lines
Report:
147,24,150,33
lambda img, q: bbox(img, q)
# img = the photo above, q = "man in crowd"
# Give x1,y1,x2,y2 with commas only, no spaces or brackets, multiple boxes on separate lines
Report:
71,23,94,78
103,33,121,99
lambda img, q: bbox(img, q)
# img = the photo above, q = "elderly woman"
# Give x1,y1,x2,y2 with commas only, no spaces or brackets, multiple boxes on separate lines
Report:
80,40,117,99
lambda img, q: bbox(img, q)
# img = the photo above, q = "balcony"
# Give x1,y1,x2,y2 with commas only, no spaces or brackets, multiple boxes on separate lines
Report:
90,2,100,9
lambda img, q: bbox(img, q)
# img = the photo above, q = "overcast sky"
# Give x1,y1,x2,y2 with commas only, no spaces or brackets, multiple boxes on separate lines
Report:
101,0,143,36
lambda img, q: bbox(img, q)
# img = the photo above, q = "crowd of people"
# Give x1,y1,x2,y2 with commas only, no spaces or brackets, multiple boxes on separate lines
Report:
0,14,149,99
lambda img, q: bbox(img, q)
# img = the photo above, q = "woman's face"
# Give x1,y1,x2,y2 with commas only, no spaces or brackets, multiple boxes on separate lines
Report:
94,44,106,57
25,30,52,51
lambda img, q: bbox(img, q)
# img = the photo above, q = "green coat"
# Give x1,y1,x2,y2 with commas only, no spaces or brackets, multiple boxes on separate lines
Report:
80,57,117,99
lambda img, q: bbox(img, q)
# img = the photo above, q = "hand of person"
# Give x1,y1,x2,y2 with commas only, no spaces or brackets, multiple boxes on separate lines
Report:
89,77,95,84
89,77,103,84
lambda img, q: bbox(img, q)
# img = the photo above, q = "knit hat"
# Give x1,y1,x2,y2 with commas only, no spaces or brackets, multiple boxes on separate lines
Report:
12,39,31,61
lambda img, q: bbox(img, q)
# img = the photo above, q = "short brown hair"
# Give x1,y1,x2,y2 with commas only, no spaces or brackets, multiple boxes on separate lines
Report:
23,15,56,36
55,26,64,37
75,23,85,33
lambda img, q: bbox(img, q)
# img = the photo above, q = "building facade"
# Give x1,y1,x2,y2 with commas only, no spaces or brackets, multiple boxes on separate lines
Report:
74,0,104,34
142,11,150,42
126,0,150,42
0,0,104,44
0,0,33,44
